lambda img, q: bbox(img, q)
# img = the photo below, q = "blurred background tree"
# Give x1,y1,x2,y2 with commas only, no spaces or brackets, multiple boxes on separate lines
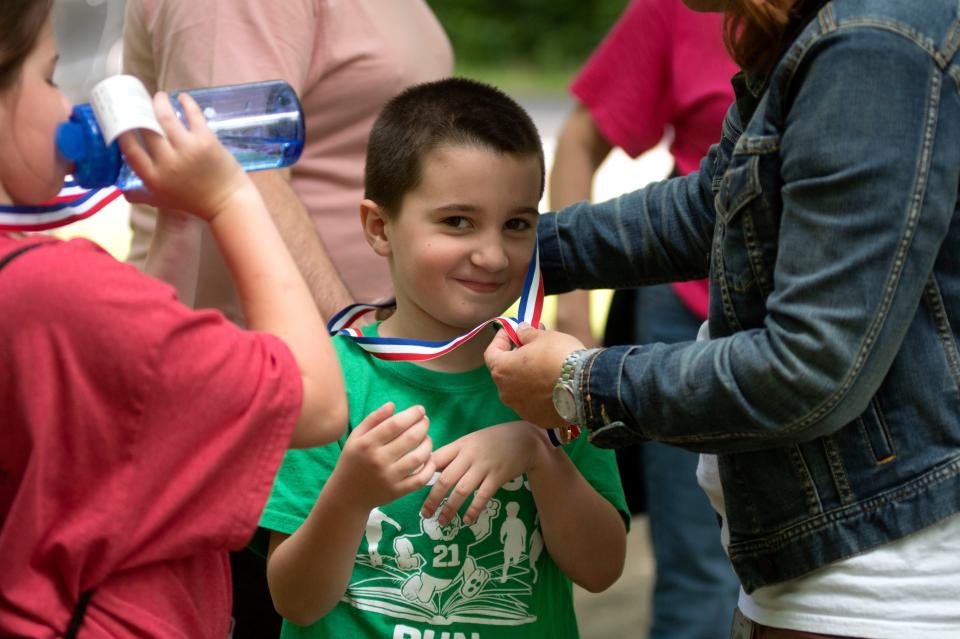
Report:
428,0,629,94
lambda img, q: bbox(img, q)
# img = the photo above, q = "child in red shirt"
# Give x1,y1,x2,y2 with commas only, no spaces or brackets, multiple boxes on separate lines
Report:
0,1,357,635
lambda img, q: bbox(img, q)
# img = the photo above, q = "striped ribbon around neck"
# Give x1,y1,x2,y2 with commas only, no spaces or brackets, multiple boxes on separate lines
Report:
327,244,580,446
0,181,121,232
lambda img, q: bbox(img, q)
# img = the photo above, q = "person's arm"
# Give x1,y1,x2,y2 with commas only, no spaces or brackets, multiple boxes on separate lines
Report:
266,403,435,625
120,92,346,447
491,28,958,454
144,209,202,305
130,0,359,319
249,170,356,318
525,440,626,592
549,104,613,346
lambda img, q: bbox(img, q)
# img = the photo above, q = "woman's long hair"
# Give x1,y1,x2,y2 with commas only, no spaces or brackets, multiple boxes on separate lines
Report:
0,0,54,91
723,0,823,73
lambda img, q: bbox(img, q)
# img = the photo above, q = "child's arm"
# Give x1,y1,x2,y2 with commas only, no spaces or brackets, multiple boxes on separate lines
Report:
119,92,346,448
523,442,626,592
424,422,626,592
266,403,435,626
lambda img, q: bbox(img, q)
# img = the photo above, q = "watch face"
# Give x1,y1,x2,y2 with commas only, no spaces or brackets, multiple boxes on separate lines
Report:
551,384,578,423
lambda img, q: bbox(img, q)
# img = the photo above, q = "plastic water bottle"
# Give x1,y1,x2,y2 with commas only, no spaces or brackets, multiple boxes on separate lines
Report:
56,79,305,190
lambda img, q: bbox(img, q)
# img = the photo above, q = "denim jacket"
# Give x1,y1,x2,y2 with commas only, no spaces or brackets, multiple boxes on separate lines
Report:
539,0,960,592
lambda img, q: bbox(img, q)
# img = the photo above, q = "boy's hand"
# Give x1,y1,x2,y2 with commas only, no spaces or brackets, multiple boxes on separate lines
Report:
421,421,549,526
118,92,250,222
333,402,435,510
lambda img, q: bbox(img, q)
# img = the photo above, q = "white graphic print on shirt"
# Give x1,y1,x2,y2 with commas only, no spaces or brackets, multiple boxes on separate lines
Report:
344,475,541,627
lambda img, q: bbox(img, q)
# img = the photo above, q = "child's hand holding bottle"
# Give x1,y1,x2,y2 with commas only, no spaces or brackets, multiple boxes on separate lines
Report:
118,92,252,222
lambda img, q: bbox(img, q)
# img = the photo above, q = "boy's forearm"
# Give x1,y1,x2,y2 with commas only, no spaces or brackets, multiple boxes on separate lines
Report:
527,447,626,593
267,472,372,625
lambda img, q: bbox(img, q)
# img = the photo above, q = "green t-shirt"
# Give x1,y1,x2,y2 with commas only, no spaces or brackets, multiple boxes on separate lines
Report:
260,325,628,639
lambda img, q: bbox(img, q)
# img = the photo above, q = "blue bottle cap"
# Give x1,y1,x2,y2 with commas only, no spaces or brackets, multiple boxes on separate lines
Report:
55,120,88,162
55,104,122,189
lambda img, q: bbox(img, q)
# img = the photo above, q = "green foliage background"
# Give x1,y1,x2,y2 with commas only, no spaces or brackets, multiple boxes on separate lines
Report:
427,0,630,94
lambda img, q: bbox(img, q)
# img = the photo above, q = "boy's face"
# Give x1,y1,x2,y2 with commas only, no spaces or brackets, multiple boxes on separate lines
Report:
382,144,541,335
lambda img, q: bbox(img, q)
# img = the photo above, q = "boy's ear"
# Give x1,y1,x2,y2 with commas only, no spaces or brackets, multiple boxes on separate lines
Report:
360,198,392,257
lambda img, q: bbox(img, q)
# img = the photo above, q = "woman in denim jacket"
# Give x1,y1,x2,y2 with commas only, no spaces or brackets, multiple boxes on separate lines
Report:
485,0,960,636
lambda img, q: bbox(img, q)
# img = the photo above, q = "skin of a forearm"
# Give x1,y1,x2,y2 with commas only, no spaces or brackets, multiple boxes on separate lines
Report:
526,445,626,592
267,472,374,625
550,107,613,342
207,182,346,445
249,170,356,318
144,209,201,305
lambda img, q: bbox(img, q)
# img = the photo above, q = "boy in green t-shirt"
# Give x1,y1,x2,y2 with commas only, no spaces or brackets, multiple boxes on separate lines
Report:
259,78,629,638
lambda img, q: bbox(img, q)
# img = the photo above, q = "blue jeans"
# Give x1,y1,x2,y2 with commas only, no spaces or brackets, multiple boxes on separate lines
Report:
633,284,739,639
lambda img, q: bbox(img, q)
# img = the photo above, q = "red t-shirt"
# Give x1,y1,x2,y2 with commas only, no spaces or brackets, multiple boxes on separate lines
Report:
571,0,738,319
0,236,303,637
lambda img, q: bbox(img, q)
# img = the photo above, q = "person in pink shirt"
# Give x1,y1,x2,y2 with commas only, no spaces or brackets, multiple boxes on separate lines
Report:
549,1,740,636
121,1,453,634
123,0,454,322
0,0,392,635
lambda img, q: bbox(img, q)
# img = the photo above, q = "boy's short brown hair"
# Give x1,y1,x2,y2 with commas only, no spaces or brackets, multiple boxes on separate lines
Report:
364,77,544,214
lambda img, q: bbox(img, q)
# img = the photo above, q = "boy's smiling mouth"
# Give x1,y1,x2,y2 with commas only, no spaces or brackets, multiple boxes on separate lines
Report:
454,278,504,294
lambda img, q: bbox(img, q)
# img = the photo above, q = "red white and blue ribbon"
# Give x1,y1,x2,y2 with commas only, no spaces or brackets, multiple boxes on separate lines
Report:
0,180,121,232
327,244,580,446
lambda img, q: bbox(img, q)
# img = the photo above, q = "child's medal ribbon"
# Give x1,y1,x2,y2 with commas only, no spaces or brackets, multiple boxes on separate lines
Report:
327,244,580,446
0,180,121,232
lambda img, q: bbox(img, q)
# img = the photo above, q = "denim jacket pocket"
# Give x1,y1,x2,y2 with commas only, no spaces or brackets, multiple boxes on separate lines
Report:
856,397,897,465
712,136,782,330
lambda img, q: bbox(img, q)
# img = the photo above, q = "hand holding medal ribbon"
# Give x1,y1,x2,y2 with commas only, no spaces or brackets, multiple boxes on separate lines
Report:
327,244,581,446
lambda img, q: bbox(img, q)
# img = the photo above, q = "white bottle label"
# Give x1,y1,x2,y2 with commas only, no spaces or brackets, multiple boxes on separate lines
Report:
89,74,164,144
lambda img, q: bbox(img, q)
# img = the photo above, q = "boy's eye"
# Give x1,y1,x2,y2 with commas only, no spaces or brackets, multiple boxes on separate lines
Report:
504,218,532,232
442,216,471,229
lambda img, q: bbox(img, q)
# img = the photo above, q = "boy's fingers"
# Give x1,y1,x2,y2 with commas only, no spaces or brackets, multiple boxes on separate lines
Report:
463,476,499,525
368,405,426,446
429,442,460,471
420,453,468,518
382,413,431,460
404,456,437,493
352,402,396,436
436,468,484,526
400,435,433,477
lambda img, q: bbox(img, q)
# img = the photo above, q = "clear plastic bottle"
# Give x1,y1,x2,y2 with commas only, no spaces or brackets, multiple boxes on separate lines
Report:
56,79,305,190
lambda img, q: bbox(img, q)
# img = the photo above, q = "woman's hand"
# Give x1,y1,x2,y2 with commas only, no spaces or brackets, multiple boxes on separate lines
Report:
420,421,549,526
484,325,586,429
118,92,250,221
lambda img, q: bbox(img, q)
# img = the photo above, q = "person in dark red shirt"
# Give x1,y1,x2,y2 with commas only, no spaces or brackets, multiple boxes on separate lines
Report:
0,1,393,636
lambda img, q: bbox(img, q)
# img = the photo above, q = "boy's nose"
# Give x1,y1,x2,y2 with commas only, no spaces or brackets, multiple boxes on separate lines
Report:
470,239,509,271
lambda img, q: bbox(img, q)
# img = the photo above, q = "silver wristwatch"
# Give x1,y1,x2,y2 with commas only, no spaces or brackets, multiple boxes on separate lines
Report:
551,349,588,426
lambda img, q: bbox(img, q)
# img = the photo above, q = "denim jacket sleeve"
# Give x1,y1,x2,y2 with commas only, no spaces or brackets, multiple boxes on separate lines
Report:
540,25,960,453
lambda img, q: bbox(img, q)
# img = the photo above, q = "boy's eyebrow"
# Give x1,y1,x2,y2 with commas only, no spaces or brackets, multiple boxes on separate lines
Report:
434,204,540,216
434,203,478,213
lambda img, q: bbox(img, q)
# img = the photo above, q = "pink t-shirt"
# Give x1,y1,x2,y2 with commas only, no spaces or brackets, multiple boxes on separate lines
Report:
571,0,738,319
124,0,453,320
0,236,302,637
